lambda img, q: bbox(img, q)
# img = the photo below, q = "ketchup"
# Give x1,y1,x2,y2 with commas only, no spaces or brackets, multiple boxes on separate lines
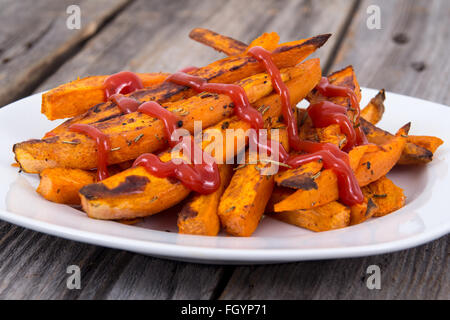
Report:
137,101,180,146
104,71,144,100
307,101,357,151
178,66,199,73
167,72,264,130
133,101,220,194
314,77,368,146
69,124,111,181
286,141,364,205
109,94,141,114
248,46,363,205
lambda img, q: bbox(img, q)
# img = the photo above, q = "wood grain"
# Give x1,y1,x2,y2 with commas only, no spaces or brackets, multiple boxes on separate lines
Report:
0,0,132,108
329,0,450,105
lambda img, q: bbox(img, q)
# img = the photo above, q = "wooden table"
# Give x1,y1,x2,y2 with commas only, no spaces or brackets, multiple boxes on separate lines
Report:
0,0,448,299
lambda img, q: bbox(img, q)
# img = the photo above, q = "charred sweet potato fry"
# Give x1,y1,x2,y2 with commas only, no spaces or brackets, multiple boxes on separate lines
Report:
189,28,247,56
178,165,233,236
36,162,133,205
360,118,442,165
218,160,274,237
79,60,322,219
80,164,190,220
348,144,374,172
355,124,408,186
360,89,385,125
274,169,339,212
349,197,378,225
245,32,280,52
265,186,295,213
37,168,96,205
362,176,405,217
406,135,443,153
274,161,322,189
269,201,351,232
398,142,434,165
41,73,169,120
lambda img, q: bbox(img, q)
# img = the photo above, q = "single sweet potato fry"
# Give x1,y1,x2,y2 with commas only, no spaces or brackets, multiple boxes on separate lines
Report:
406,135,443,153
398,142,434,165
36,162,132,205
189,28,247,56
274,169,339,212
265,186,295,213
360,118,439,165
245,32,280,52
360,89,385,125
274,161,323,189
362,176,405,217
355,124,408,186
269,201,351,232
37,168,96,205
178,165,233,236
218,160,274,237
42,73,169,120
349,197,378,225
348,144,372,172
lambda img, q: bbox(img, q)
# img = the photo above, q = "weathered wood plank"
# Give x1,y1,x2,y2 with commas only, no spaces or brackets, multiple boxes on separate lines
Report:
0,0,132,108
220,238,449,299
37,0,357,91
220,0,450,300
329,0,450,105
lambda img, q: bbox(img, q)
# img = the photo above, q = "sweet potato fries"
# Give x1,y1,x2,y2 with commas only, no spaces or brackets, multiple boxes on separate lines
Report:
13,29,443,236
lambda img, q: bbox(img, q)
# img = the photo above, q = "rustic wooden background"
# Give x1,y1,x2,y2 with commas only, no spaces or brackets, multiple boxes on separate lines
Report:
0,0,448,299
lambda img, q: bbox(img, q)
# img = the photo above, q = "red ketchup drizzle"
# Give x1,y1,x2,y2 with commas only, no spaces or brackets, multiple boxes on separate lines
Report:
132,102,220,194
312,77,368,146
178,66,199,73
248,46,363,206
166,71,288,160
307,101,357,152
109,94,141,114
104,71,143,100
69,124,111,181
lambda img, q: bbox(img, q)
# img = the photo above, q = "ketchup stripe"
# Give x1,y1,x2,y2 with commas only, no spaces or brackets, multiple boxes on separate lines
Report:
91,57,366,204
109,94,141,114
133,100,220,194
69,124,111,181
104,71,144,100
248,46,364,205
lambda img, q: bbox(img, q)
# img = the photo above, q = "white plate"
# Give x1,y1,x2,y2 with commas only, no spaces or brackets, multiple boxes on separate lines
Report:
0,89,449,264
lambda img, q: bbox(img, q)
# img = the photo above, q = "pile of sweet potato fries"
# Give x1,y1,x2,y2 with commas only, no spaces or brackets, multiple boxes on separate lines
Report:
13,29,443,236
